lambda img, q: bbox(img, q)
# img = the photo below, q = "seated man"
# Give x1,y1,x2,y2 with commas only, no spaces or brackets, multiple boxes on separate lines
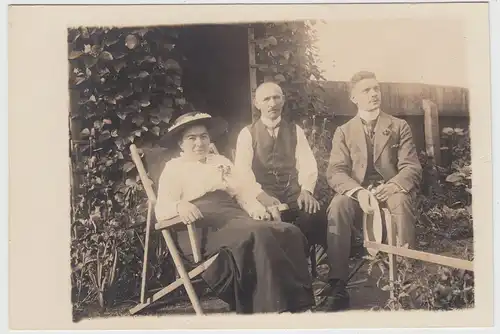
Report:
322,71,422,308
155,111,315,314
234,82,329,250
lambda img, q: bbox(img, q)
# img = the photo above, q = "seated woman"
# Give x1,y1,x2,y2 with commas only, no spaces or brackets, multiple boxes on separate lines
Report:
155,111,315,314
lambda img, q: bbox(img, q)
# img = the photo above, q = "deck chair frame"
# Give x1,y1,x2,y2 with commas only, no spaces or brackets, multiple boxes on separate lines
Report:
128,143,220,316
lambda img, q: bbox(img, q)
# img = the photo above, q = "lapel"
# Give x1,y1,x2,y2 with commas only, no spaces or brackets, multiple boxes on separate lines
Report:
373,111,393,162
351,115,368,160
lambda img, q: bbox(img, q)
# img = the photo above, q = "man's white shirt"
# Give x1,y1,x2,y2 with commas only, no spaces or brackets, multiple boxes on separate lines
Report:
234,116,318,198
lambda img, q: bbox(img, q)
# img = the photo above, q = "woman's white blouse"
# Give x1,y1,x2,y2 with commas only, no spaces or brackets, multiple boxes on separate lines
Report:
155,153,263,222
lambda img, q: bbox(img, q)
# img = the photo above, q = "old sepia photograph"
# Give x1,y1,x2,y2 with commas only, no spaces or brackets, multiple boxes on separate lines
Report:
67,16,477,321
8,2,494,330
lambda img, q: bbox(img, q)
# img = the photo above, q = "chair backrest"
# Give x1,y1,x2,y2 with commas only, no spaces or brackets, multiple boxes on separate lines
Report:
141,147,177,193
131,143,221,196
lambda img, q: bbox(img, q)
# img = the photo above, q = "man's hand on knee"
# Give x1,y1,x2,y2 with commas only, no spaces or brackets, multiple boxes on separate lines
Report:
297,190,320,214
373,183,402,202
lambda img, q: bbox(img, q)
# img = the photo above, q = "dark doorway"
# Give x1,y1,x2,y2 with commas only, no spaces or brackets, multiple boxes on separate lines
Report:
177,24,253,158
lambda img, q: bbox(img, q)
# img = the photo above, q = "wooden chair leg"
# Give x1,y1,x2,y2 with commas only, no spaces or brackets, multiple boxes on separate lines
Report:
383,208,398,300
161,229,204,315
140,201,154,304
130,254,219,315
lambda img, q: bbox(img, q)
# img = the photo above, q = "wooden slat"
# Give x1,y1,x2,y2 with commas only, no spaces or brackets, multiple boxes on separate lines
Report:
384,208,398,300
155,216,184,230
364,241,474,272
422,99,442,165
247,27,258,122
161,229,204,315
187,224,201,263
129,253,219,315
139,200,154,304
130,144,157,203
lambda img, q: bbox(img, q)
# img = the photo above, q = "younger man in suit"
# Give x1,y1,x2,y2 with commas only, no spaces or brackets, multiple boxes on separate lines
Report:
320,71,422,308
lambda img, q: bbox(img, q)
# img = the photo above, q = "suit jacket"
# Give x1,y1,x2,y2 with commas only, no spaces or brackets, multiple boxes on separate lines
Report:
326,111,422,195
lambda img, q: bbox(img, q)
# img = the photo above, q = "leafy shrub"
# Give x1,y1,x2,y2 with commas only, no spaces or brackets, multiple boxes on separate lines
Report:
69,26,188,312
368,126,474,311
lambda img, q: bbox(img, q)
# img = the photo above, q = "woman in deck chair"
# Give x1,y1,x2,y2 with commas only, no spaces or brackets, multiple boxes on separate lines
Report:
155,111,315,314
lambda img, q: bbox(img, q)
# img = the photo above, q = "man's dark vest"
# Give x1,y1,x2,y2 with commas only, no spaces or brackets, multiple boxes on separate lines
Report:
247,118,299,189
362,122,384,186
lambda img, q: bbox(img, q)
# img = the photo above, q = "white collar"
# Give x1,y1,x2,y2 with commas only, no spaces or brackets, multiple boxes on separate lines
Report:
358,109,380,122
260,116,282,129
180,151,213,163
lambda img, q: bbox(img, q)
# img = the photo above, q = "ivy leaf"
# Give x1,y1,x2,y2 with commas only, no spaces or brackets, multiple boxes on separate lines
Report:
114,193,125,204
104,96,117,105
175,97,186,106
140,99,150,107
74,76,87,85
116,111,127,120
137,71,149,79
84,56,99,68
80,27,90,39
163,97,174,107
99,130,111,142
123,162,135,173
125,34,139,49
104,35,120,47
158,106,174,123
111,62,125,74
151,126,160,136
125,178,137,187
164,44,175,51
267,36,278,46
69,51,84,60
111,129,119,137
131,28,149,37
132,115,144,126
83,44,92,54
113,51,127,59
91,44,103,56
162,58,182,72
139,56,156,65
93,120,103,130
274,74,286,82
150,116,161,125
114,138,125,151
446,172,464,184
80,128,90,138
100,51,114,61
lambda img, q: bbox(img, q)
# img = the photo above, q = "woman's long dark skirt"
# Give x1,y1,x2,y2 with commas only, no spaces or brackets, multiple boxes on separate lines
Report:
167,190,315,314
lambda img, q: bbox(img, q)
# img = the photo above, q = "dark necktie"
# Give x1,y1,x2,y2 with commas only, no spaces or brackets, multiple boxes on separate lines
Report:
266,123,280,139
362,119,377,140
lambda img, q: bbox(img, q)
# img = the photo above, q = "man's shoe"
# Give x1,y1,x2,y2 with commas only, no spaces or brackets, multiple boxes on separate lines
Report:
314,279,350,311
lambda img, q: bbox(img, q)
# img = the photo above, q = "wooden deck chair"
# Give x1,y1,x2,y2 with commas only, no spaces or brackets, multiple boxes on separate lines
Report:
128,143,222,316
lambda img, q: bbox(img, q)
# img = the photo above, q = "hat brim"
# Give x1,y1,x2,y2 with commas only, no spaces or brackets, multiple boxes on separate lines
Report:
158,116,228,149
